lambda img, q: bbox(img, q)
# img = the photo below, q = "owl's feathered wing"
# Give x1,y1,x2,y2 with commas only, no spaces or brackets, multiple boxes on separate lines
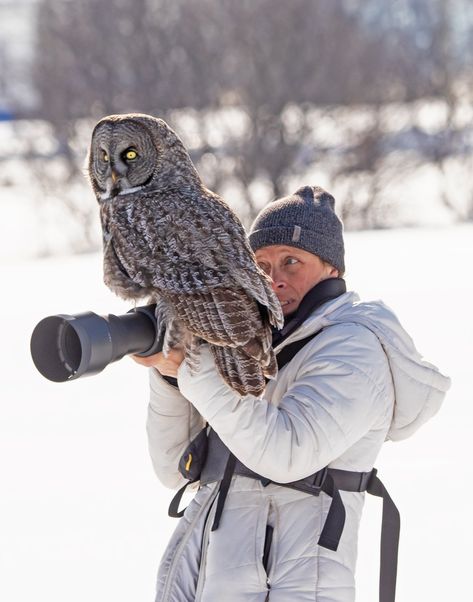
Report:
102,186,283,396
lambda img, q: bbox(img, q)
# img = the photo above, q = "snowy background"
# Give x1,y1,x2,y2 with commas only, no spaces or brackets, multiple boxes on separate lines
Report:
1,224,470,602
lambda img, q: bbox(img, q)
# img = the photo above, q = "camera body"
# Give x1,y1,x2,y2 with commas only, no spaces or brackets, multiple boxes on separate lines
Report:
30,304,163,382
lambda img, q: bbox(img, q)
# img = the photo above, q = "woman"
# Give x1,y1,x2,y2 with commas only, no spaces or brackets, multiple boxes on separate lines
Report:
136,186,450,602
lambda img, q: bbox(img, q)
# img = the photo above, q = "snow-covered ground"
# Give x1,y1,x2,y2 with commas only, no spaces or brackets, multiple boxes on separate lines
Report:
0,224,471,601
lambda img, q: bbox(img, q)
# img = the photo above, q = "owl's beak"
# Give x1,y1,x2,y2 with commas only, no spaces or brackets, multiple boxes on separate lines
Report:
108,170,122,198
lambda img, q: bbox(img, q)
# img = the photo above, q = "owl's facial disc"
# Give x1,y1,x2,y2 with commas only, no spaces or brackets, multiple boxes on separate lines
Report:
99,146,152,200
103,146,146,198
91,122,157,201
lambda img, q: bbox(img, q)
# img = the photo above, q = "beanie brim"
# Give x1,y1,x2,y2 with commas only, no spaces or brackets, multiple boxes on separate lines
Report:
249,226,345,274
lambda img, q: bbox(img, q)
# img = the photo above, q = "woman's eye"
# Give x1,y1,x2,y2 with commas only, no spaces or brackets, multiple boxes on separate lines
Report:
124,149,138,161
285,257,299,266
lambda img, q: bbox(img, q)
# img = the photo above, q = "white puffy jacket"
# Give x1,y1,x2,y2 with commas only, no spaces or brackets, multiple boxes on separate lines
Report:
146,291,450,602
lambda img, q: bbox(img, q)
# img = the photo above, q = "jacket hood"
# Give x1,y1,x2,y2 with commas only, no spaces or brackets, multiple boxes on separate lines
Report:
277,291,451,442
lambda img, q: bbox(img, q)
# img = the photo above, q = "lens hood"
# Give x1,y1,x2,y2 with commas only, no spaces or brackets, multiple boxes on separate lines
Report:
30,304,162,382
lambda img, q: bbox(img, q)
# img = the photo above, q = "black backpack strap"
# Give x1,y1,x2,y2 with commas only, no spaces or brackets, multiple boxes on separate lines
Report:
367,470,400,602
318,471,346,551
319,468,400,602
276,330,323,371
168,477,199,518
211,452,237,531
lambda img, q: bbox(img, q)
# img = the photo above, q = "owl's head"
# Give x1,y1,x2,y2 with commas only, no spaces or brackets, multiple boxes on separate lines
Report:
88,113,199,202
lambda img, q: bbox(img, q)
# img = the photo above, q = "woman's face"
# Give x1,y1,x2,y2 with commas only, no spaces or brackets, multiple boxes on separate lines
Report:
255,245,339,316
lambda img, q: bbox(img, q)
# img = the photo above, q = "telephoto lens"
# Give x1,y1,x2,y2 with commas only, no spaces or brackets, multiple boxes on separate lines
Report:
30,304,163,382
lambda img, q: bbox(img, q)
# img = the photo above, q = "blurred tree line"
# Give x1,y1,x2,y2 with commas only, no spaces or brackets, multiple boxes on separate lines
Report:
23,0,473,249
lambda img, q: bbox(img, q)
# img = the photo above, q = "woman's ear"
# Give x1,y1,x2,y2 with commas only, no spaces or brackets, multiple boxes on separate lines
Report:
327,264,339,278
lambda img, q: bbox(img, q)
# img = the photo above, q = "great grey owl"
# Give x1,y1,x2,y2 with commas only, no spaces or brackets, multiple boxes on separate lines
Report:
87,113,283,396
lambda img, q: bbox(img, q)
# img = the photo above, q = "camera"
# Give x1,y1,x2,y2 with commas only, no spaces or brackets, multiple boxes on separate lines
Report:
30,304,163,382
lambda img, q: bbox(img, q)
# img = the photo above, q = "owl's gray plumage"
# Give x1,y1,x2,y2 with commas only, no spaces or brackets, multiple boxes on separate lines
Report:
87,113,283,396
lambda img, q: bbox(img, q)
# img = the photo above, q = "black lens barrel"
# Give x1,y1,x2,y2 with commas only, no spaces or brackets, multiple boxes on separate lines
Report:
30,304,162,383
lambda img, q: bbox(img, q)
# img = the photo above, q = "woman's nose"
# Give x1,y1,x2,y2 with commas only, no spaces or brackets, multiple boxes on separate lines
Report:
270,269,287,291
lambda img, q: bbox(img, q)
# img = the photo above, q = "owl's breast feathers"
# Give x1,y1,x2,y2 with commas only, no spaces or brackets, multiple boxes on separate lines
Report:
103,185,282,327
106,189,252,285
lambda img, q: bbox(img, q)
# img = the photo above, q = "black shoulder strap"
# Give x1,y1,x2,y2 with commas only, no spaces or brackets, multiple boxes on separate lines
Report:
168,477,198,518
211,452,237,531
276,329,323,371
367,471,401,602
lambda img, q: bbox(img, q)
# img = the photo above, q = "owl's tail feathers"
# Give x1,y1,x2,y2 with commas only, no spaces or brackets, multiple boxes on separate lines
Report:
210,343,278,397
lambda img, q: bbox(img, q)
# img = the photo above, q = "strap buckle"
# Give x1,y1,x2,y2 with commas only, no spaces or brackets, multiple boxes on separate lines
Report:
307,467,328,495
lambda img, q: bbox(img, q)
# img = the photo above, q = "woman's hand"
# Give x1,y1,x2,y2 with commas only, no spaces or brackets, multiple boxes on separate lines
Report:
131,348,185,378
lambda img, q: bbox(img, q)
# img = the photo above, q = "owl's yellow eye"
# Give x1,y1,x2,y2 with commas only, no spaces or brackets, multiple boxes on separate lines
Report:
125,149,138,161
101,151,109,162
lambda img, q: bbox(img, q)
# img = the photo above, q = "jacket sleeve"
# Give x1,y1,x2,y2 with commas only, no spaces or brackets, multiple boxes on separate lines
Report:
176,323,393,483
146,368,206,489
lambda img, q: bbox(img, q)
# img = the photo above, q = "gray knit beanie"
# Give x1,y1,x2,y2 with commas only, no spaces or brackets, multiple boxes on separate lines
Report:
249,186,345,274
